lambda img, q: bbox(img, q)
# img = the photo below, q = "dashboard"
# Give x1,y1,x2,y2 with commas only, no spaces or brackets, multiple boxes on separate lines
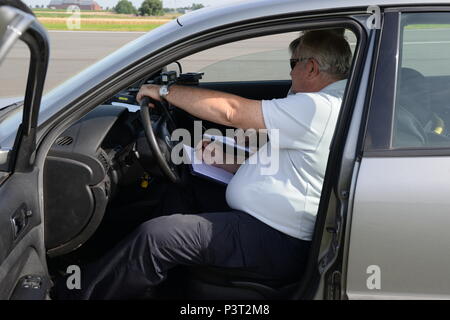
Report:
43,71,209,257
44,105,142,257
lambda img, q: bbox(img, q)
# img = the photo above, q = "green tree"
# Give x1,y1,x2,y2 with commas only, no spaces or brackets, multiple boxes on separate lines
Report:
139,0,163,16
114,0,137,14
191,3,204,10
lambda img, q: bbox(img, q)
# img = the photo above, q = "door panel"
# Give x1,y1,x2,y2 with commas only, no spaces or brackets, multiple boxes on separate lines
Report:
346,157,450,299
0,170,41,264
345,9,450,299
0,169,48,299
0,2,50,299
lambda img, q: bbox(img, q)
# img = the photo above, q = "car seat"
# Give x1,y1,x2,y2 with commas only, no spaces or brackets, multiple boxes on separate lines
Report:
185,266,301,299
394,67,450,147
393,67,432,147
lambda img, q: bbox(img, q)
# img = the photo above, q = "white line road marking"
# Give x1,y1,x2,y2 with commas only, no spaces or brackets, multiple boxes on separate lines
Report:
406,28,450,32
48,30,146,34
405,41,450,45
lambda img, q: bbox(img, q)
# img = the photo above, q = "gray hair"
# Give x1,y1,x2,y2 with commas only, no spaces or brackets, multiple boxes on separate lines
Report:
290,29,352,79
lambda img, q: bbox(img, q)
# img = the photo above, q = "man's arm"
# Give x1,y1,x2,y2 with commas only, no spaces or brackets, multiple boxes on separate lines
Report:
137,84,266,130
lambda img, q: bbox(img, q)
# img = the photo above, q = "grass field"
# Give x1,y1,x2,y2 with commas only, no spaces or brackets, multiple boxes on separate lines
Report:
34,12,180,20
38,17,168,31
33,8,105,12
36,12,153,19
34,9,175,31
41,22,163,31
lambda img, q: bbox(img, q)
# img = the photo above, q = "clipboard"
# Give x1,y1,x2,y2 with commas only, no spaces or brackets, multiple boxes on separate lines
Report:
183,144,234,185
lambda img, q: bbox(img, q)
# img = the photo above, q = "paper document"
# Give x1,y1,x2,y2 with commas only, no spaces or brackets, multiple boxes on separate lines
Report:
183,144,234,185
203,133,251,156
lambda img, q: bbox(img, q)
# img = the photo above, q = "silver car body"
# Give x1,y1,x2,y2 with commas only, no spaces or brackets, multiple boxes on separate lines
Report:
1,0,450,299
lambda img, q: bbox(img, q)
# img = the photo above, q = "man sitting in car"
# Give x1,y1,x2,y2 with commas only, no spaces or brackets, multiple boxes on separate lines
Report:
59,29,352,299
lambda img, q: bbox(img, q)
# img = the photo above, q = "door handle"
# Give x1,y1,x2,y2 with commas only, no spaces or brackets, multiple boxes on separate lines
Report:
11,205,32,239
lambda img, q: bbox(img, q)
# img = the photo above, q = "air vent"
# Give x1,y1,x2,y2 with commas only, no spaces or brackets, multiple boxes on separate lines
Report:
55,136,73,146
97,152,110,172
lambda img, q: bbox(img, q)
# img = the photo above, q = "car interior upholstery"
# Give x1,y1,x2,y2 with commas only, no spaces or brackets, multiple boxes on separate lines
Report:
394,67,450,147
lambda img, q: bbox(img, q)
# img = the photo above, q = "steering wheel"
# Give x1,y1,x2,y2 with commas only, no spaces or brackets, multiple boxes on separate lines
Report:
140,96,181,184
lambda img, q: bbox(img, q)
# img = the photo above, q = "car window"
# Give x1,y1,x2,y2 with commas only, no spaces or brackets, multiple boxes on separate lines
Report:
392,13,450,149
0,39,28,108
177,33,296,82
0,39,28,151
177,31,356,82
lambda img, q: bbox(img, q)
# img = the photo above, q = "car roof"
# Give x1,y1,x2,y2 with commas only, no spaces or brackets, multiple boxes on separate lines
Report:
179,0,450,29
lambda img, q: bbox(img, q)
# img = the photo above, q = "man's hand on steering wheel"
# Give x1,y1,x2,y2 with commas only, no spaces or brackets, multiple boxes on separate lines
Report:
136,84,182,184
136,84,162,106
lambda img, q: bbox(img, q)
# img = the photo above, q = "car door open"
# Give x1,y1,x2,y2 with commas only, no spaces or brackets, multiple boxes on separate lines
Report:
0,3,50,299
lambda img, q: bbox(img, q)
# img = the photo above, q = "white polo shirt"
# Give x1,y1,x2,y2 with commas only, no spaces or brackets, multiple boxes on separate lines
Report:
226,80,347,241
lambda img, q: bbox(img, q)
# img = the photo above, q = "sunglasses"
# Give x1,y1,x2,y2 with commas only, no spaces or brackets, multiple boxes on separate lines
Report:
290,57,312,70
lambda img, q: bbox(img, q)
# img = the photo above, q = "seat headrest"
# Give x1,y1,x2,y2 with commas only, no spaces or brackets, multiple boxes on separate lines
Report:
398,67,431,126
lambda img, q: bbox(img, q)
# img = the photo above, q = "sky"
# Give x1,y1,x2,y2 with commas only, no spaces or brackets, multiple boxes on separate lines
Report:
23,0,229,9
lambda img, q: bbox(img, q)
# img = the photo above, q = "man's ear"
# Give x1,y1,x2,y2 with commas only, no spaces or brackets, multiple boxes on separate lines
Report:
308,59,320,78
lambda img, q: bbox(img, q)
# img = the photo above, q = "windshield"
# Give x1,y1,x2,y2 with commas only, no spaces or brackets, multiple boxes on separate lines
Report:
0,39,28,109
0,23,165,149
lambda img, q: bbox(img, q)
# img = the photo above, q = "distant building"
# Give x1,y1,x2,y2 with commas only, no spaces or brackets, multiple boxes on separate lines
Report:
47,0,102,10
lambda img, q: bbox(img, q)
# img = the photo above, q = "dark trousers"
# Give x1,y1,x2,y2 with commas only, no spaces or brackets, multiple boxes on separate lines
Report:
61,177,311,300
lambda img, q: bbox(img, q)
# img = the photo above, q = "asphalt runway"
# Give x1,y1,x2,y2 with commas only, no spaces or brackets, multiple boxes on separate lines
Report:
1,31,144,99
1,28,449,103
1,31,300,99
